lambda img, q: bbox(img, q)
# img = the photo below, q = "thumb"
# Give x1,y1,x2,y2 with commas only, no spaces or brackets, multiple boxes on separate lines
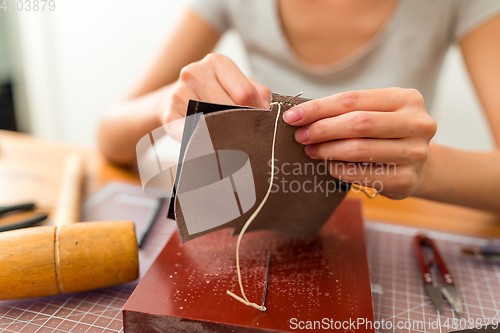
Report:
248,78,271,109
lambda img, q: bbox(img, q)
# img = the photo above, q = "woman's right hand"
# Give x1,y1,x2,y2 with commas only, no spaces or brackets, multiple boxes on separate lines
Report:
100,11,265,165
161,53,271,129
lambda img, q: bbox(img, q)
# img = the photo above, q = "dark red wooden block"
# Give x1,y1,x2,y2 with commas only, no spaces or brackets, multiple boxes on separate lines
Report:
123,200,375,332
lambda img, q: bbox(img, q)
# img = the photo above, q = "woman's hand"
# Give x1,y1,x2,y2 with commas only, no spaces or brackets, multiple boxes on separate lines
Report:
283,88,437,199
161,53,271,126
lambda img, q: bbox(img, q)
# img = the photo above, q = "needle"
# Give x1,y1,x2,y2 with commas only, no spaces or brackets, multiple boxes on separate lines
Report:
261,252,272,308
284,92,303,104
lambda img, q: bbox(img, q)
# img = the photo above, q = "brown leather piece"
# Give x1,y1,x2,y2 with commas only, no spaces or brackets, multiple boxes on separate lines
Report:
174,93,349,243
123,200,375,333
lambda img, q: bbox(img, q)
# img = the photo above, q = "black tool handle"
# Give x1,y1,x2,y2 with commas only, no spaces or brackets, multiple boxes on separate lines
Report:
0,213,48,232
0,203,36,215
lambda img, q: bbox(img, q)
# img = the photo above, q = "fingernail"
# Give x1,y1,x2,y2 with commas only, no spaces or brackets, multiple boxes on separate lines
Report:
295,128,310,143
283,107,303,124
305,145,316,157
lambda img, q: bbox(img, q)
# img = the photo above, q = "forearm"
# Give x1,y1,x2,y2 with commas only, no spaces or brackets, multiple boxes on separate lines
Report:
97,8,223,166
414,143,500,212
98,84,172,166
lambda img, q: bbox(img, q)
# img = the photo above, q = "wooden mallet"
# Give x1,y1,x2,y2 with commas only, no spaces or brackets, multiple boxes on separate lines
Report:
0,153,139,300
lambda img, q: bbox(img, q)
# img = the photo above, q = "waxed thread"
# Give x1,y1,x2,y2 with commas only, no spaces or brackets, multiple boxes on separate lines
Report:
226,101,285,312
225,94,379,311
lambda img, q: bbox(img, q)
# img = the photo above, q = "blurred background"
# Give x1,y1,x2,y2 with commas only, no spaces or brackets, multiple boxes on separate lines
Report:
0,0,495,151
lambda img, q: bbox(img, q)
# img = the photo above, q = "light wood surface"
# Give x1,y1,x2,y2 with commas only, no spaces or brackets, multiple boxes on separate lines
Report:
0,131,139,300
1,129,499,238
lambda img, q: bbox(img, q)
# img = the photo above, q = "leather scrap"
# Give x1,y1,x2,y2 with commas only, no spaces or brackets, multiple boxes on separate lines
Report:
173,93,349,243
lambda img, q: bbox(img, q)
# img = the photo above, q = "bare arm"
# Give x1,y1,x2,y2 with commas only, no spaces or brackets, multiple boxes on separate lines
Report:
98,9,221,166
283,14,500,212
413,14,500,212
99,8,271,166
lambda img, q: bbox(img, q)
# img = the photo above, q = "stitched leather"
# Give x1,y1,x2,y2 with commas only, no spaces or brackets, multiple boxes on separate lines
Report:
174,93,348,243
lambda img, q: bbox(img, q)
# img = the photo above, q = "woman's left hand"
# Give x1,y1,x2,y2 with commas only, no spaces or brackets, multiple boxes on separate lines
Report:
283,88,437,199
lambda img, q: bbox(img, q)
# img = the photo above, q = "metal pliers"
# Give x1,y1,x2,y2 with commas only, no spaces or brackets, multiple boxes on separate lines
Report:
414,234,463,317
0,203,48,232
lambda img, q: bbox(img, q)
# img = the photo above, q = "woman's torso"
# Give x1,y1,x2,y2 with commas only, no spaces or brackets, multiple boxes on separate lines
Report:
190,0,500,110
277,0,400,67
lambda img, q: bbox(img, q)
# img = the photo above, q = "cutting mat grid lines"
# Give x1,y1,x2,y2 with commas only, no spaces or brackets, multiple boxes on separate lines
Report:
0,282,134,332
367,222,500,333
1,184,500,333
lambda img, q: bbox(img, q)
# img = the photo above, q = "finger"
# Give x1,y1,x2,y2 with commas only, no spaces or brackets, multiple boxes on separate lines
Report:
249,77,271,109
178,64,235,106
326,160,416,199
192,75,237,106
283,88,420,126
305,138,428,165
294,111,411,144
212,56,267,109
163,84,202,142
166,83,202,123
